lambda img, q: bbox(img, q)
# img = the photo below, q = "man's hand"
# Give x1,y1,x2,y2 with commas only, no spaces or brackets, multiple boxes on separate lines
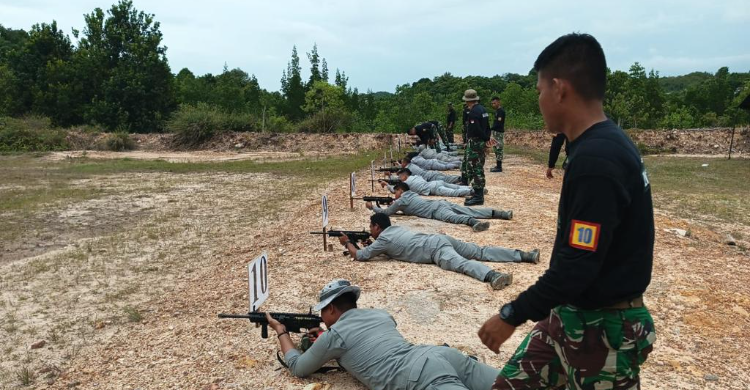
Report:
265,312,286,334
546,168,554,179
488,138,498,147
478,315,516,353
378,180,387,188
365,201,374,210
338,235,349,245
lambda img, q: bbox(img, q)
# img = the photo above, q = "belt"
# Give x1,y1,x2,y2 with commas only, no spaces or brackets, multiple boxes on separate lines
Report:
603,296,644,310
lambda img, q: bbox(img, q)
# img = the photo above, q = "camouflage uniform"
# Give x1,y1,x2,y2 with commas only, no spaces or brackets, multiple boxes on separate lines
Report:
493,305,655,390
466,139,486,192
492,131,505,162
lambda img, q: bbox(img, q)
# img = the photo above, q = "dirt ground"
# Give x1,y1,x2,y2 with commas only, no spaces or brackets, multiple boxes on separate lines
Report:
1,150,748,390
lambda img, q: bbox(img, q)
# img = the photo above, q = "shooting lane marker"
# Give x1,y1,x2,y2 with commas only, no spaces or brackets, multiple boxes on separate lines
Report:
370,160,375,192
248,251,269,313
321,194,329,251
350,172,356,210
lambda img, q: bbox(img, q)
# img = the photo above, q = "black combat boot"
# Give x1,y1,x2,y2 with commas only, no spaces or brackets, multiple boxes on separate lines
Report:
519,249,540,264
464,192,484,206
490,161,503,172
470,219,490,232
492,210,513,220
485,271,513,290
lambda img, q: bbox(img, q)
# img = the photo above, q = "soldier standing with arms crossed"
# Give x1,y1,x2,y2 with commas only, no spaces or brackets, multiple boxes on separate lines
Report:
489,97,506,173
478,33,656,389
462,89,490,206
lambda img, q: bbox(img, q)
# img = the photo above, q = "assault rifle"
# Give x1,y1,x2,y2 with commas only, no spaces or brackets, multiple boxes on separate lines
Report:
375,166,400,173
363,196,395,208
217,311,322,339
310,230,372,249
369,178,400,186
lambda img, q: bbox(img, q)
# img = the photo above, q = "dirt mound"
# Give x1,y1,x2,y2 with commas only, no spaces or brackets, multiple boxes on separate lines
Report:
506,127,750,156
65,131,407,154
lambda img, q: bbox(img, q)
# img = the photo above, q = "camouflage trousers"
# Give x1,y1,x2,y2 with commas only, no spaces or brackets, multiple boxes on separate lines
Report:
436,124,450,149
446,124,455,143
493,131,505,162
464,138,486,192
494,305,656,390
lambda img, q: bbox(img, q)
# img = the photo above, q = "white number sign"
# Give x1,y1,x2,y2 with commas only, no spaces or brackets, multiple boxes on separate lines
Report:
350,172,356,197
322,194,329,228
248,252,269,312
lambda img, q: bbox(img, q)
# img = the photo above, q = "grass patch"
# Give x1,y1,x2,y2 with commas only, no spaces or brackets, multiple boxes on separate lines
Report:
644,156,750,225
122,306,143,323
505,144,564,167
57,150,383,179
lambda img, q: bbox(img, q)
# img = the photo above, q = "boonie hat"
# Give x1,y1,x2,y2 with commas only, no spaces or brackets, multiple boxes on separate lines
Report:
462,89,480,102
313,279,361,311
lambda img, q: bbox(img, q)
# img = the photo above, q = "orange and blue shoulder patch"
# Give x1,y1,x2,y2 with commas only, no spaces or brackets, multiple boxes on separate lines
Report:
569,220,601,251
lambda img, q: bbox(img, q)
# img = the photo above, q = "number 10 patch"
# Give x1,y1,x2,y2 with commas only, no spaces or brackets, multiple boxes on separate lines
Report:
569,220,601,251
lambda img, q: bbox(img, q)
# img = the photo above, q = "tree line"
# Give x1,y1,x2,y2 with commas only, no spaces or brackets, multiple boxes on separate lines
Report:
1,0,749,137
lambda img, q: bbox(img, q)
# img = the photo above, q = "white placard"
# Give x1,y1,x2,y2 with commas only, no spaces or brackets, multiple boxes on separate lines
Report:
350,172,356,197
322,194,329,228
248,252,269,312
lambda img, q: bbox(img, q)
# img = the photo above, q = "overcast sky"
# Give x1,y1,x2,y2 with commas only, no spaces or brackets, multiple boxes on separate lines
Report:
2,0,749,92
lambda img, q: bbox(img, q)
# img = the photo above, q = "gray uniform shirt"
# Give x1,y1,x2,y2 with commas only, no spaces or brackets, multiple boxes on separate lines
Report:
372,191,442,219
284,309,437,390
406,162,441,181
411,155,459,171
386,175,431,196
355,225,446,263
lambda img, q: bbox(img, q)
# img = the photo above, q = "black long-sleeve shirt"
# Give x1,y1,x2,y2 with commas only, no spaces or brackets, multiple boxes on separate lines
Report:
510,119,654,324
413,122,435,146
491,107,506,132
548,133,568,168
465,104,490,141
447,109,456,127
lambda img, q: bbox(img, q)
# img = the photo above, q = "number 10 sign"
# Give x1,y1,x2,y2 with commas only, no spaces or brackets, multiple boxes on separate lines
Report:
248,252,269,312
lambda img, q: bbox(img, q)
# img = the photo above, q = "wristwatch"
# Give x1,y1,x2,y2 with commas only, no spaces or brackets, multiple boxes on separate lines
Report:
499,303,520,326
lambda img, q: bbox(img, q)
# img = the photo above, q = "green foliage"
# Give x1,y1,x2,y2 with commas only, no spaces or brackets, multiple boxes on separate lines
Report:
168,103,256,146
297,107,353,133
101,132,135,151
0,116,69,152
303,81,346,113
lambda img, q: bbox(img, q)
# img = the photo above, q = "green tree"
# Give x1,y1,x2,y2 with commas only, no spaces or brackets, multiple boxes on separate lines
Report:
280,46,305,120
75,0,174,132
303,80,345,113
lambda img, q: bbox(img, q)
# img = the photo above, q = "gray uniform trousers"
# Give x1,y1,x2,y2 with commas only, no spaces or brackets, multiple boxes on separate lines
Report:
429,181,473,197
431,235,521,281
432,201,495,225
415,346,498,390
407,163,461,184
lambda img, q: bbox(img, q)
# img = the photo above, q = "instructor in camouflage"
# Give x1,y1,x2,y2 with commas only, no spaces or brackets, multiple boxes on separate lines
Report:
462,89,490,206
477,33,656,390
489,97,506,173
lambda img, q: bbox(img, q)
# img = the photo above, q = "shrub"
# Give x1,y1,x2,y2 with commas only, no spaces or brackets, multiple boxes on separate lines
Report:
168,103,257,146
297,108,354,133
0,116,69,152
101,132,136,151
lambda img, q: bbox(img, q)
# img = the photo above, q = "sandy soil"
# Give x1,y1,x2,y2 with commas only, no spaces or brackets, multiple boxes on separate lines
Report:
1,153,748,390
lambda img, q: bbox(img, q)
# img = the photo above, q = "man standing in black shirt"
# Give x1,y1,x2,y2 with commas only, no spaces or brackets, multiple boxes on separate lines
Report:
462,89,491,206
446,103,457,144
478,33,656,389
489,97,506,173
546,133,568,178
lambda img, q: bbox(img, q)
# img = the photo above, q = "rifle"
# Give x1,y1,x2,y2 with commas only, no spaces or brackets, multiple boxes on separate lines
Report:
310,230,372,249
217,311,321,339
362,196,395,208
375,166,400,173
369,178,400,186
